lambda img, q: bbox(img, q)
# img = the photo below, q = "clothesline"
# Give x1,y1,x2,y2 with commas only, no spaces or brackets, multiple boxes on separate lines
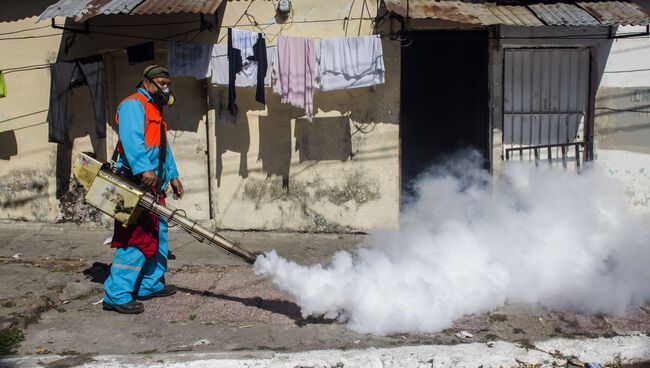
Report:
209,29,385,120
6,29,386,135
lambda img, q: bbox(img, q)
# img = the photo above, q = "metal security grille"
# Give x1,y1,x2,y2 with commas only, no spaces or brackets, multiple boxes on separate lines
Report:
503,48,590,168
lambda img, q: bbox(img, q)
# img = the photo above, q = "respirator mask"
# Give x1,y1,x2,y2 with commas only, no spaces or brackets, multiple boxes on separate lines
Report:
147,77,175,107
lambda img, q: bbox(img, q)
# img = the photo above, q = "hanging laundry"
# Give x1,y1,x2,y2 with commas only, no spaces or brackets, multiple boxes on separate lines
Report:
318,35,385,91
0,70,6,98
212,44,255,87
231,28,257,64
252,34,268,104
227,28,267,114
211,44,277,88
277,35,316,118
266,45,282,95
47,55,106,144
167,42,211,79
126,41,155,65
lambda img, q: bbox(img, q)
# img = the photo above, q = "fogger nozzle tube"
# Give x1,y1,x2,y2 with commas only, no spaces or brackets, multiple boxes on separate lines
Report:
139,193,257,264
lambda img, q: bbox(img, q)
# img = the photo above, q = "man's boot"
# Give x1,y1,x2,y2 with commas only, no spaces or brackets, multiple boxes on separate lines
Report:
137,284,177,301
102,300,144,314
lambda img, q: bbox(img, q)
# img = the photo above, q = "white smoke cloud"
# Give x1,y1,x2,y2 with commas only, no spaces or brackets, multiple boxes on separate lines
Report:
254,152,650,335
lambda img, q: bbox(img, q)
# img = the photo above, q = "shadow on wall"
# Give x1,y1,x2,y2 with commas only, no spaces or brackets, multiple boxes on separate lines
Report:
0,131,18,160
0,0,53,22
213,68,394,189
55,86,106,199
51,14,219,202
105,55,208,138
295,116,352,163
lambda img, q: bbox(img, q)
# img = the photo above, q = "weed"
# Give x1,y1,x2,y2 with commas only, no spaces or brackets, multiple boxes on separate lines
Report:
0,327,25,355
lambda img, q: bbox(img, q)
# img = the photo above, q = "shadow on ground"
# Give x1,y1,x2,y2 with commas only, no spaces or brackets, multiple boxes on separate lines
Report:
177,286,334,327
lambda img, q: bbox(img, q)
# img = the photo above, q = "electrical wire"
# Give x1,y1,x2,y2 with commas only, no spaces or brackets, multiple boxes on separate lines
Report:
0,24,51,35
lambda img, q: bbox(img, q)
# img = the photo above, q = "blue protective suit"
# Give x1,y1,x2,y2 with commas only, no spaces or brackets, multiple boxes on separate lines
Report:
103,88,179,306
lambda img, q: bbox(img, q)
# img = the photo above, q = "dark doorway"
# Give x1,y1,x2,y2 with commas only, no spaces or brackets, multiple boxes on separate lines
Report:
400,30,489,198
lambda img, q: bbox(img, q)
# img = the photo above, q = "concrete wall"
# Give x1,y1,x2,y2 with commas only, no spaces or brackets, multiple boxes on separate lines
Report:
208,0,399,231
0,0,65,222
0,0,400,231
594,26,650,214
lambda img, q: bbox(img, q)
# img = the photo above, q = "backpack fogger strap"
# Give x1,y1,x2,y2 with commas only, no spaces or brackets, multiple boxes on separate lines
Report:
156,122,167,194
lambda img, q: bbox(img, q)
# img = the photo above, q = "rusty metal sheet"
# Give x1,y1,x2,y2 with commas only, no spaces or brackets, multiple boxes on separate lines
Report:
528,2,600,26
384,0,543,26
578,1,650,26
132,0,224,15
39,0,223,21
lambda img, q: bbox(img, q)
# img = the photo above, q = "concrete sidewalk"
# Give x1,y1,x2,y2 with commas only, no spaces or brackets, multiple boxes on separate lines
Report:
1,222,649,367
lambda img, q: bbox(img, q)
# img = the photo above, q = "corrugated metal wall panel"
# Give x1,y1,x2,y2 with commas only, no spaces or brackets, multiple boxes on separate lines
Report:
504,48,589,147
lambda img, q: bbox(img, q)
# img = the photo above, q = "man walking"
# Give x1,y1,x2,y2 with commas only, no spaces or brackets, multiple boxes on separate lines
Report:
102,65,184,314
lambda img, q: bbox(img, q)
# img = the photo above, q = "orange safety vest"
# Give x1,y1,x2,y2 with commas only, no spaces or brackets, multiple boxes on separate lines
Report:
115,91,168,155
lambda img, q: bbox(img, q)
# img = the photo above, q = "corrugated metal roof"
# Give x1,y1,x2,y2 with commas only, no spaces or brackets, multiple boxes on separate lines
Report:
384,0,650,27
578,1,650,26
528,2,601,26
132,0,224,15
384,0,543,26
39,0,224,21
39,0,96,21
94,0,143,16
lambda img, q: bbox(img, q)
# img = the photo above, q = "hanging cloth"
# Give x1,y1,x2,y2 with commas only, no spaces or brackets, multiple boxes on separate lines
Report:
0,70,6,98
266,45,282,95
212,44,256,87
126,41,155,65
167,42,211,79
47,55,107,144
211,44,276,88
227,28,267,114
317,35,385,91
277,35,316,118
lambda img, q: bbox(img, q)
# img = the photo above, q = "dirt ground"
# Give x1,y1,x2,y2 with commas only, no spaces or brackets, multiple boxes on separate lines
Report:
0,222,649,364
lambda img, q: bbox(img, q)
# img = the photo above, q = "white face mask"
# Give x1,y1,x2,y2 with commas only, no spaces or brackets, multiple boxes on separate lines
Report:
161,86,170,95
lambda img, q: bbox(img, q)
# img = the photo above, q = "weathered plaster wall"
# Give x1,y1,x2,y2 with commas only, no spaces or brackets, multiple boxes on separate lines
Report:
594,25,650,214
209,0,400,231
0,0,399,231
0,0,64,221
0,7,220,222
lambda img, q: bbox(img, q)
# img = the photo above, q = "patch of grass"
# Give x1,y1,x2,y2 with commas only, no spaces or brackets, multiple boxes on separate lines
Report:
0,327,25,355
512,327,525,334
484,333,501,341
189,315,197,321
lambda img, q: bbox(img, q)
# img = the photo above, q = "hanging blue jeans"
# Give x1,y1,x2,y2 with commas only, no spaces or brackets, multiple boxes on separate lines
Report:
103,219,169,305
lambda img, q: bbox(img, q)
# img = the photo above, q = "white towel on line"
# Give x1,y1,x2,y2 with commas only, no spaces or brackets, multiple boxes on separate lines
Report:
317,35,385,91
